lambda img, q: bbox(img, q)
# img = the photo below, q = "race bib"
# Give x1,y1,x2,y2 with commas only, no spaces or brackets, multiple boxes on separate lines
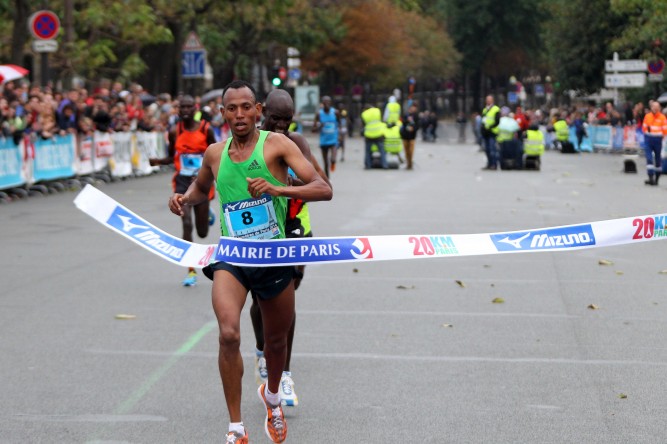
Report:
322,121,336,134
223,194,281,239
180,153,204,176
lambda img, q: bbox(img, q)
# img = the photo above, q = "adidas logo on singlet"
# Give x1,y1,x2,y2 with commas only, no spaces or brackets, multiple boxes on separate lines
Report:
247,159,262,171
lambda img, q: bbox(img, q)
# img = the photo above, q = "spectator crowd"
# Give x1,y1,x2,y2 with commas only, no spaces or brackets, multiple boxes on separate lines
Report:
0,79,229,145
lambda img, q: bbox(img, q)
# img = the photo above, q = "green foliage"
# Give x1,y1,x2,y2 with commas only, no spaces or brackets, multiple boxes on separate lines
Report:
543,0,625,93
610,0,667,59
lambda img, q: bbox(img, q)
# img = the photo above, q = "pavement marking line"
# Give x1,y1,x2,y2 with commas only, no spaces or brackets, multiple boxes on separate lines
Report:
113,321,216,415
86,349,667,367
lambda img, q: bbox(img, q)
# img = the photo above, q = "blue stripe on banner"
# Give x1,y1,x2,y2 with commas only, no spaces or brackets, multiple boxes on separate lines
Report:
215,237,374,265
490,224,596,252
33,135,76,181
106,206,192,261
0,138,24,189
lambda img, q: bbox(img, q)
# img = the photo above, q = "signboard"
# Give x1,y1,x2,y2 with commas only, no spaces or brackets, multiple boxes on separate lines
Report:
648,59,665,74
295,85,320,125
28,10,60,40
182,50,206,78
32,39,58,53
605,59,647,72
534,84,545,97
648,73,664,83
181,31,205,79
604,73,646,88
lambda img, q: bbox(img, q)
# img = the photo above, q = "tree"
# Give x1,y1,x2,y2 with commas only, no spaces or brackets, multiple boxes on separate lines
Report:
301,0,459,92
543,0,625,94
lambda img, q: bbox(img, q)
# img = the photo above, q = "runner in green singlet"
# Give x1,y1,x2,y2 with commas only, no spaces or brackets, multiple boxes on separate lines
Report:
168,80,332,444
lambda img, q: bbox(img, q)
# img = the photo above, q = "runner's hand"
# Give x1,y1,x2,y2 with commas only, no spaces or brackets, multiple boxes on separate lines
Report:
246,177,275,197
169,193,187,216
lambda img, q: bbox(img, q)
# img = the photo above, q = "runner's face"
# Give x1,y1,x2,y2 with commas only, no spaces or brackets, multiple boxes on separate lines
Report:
265,107,293,134
223,87,260,137
179,100,195,120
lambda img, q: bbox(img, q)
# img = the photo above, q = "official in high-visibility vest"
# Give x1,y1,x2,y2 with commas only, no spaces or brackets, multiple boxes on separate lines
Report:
553,118,569,142
384,121,403,155
524,127,545,156
642,100,667,186
481,95,500,169
384,96,401,125
362,104,388,169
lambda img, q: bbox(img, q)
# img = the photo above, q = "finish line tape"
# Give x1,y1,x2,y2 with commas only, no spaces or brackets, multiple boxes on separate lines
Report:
75,184,667,268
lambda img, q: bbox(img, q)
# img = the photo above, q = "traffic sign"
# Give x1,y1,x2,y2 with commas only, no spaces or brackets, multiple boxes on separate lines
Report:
648,59,665,74
604,73,646,88
605,59,647,72
32,39,58,53
182,50,206,79
288,69,301,80
28,10,60,40
648,73,663,83
182,31,204,50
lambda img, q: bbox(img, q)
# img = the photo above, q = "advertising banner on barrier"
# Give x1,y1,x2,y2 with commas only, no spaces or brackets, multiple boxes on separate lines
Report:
134,132,161,176
0,137,25,190
110,132,133,178
76,135,94,176
93,131,112,172
623,126,638,149
33,134,76,182
591,125,612,150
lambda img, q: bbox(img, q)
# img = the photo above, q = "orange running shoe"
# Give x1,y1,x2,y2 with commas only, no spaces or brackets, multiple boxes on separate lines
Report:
225,429,248,443
257,383,287,443
331,161,336,172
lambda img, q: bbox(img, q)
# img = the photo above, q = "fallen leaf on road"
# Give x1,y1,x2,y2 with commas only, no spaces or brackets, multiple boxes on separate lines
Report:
598,259,614,266
587,304,599,310
618,393,627,399
659,270,667,274
115,314,136,320
396,285,415,290
441,323,454,328
455,280,465,288
483,264,491,268
353,268,359,273
615,271,624,275
492,297,505,304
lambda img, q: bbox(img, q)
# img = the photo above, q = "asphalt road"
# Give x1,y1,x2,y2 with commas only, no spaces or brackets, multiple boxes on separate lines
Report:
2,127,667,443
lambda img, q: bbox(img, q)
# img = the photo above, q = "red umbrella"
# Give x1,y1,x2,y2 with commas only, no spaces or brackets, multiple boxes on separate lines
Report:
0,64,29,84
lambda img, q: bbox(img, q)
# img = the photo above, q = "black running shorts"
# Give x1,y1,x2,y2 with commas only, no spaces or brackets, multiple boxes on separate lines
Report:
203,262,295,300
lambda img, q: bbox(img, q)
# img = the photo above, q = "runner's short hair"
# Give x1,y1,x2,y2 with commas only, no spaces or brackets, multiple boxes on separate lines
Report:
222,80,257,105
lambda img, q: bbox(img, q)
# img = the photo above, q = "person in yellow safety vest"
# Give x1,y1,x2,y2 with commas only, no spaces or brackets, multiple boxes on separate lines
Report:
362,104,388,169
553,115,570,142
383,120,403,157
481,95,500,170
524,125,545,156
497,107,520,168
383,96,401,125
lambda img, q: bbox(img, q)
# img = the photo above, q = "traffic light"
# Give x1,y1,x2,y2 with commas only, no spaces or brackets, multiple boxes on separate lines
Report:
271,66,282,87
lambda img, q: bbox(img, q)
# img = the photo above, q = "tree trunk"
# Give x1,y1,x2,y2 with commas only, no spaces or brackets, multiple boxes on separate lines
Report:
11,0,30,66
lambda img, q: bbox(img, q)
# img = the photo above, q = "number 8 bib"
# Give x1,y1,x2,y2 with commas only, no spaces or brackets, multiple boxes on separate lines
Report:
223,194,281,240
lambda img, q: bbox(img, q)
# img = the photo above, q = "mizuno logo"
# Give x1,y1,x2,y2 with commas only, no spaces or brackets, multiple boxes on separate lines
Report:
490,225,596,252
497,232,531,249
118,215,150,232
247,159,262,170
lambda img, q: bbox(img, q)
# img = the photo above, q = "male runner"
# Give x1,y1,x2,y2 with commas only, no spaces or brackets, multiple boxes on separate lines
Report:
150,95,216,286
250,89,330,408
169,80,332,444
312,95,340,177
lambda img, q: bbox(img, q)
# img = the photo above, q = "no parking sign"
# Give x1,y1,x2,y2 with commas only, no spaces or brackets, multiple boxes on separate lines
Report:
28,10,60,40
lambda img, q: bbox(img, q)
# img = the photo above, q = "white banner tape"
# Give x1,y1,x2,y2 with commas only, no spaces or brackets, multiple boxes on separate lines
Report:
74,185,667,268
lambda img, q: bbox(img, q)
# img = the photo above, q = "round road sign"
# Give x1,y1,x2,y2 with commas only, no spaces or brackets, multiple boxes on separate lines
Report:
648,59,665,75
29,10,60,40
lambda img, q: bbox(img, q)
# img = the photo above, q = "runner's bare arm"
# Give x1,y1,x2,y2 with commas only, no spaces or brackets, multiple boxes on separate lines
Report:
169,145,217,216
288,132,331,188
246,136,332,202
